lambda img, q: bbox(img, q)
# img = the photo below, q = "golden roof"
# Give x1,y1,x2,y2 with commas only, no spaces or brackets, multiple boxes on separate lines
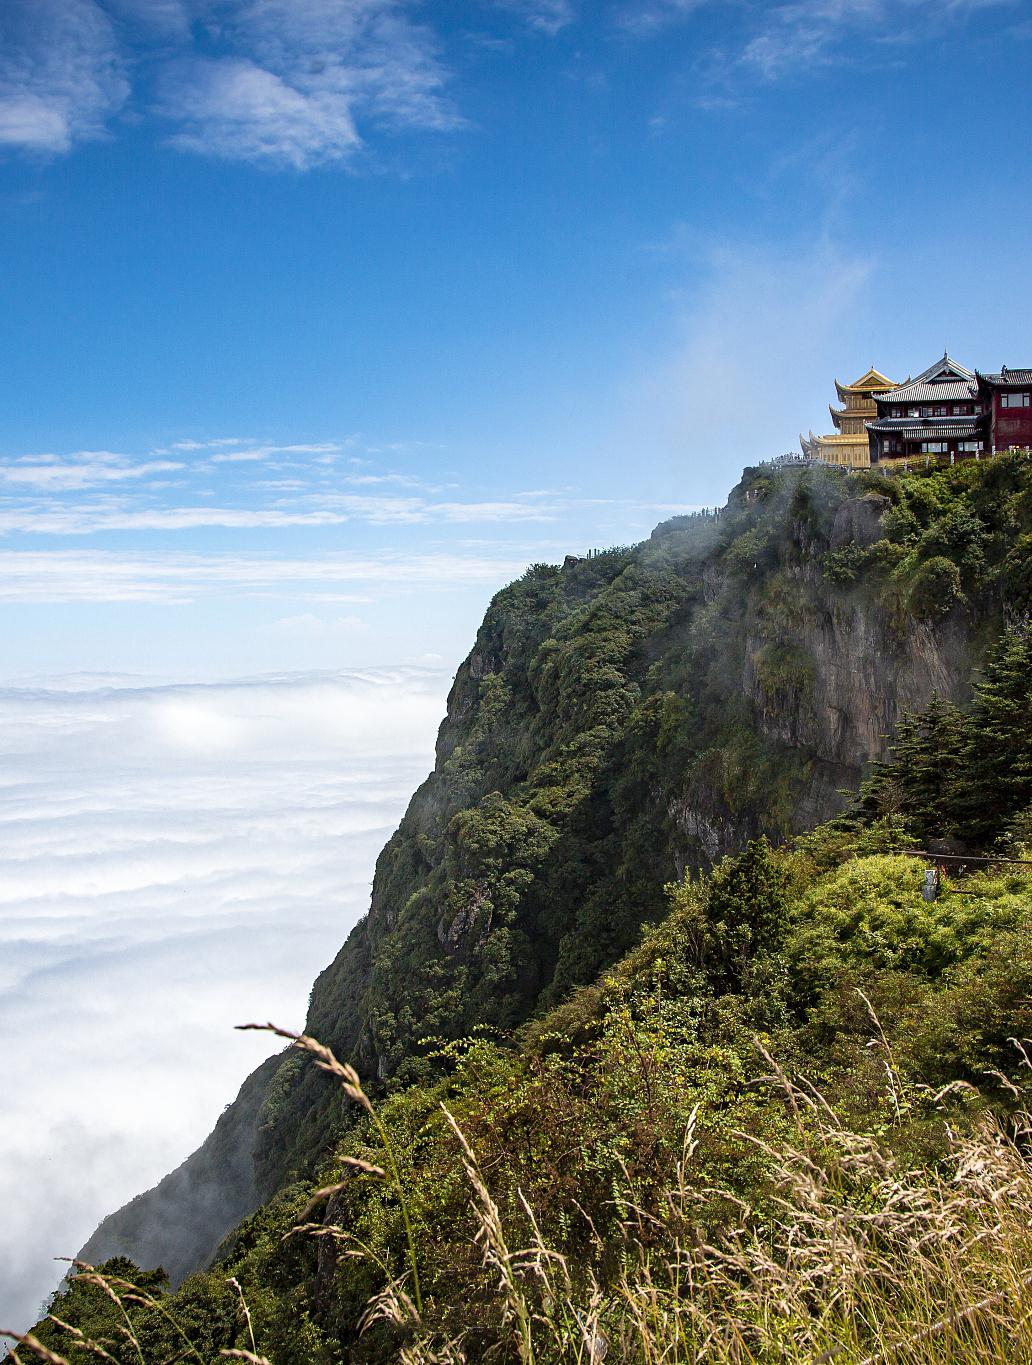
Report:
834,367,896,402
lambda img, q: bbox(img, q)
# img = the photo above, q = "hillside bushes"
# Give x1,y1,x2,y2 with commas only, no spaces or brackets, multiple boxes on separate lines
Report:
24,832,1032,1364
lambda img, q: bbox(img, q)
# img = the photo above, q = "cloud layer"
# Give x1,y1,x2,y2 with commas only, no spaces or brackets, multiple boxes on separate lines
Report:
0,667,448,1333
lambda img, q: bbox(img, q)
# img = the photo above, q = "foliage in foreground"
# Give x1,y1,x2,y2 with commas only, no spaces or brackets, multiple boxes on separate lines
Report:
13,827,1032,1363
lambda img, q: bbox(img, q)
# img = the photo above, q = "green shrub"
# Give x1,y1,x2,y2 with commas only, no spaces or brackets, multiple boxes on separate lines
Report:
907,554,963,619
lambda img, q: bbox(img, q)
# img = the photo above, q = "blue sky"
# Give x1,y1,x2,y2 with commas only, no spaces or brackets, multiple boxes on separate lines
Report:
1,1,1031,1330
1,0,1031,678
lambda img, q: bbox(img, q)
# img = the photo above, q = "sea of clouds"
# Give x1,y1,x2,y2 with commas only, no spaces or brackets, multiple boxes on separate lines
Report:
0,667,449,1334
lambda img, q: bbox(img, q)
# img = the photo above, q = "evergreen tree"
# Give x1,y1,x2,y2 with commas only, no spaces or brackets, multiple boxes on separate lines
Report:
854,697,968,840
958,628,1032,845
702,837,789,993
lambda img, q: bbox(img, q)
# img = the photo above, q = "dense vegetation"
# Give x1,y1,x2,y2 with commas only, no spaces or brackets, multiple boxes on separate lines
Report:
254,453,1032,1199
20,814,1032,1362
19,454,1032,1363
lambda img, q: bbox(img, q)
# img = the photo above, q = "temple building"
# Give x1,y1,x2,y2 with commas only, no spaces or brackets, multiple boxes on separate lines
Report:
867,355,987,464
800,367,896,467
976,367,1032,452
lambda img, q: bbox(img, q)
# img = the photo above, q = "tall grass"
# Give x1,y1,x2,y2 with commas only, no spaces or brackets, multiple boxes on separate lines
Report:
8,1020,1032,1365
384,1076,1032,1363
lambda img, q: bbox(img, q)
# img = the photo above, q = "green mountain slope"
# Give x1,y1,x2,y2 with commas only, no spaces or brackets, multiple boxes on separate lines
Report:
78,454,1032,1291
38,827,1032,1361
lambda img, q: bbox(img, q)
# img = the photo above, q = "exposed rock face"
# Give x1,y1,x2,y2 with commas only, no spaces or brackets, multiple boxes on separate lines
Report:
744,580,970,763
80,463,997,1285
830,493,893,549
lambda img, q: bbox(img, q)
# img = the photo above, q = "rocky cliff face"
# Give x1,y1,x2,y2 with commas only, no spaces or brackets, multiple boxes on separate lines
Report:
82,457,1023,1284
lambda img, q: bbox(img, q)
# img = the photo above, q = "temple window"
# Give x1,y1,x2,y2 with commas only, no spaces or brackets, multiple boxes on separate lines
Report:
1002,392,1030,408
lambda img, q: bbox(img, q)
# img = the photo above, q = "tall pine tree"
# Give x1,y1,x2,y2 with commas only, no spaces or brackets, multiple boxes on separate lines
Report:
855,696,968,841
958,629,1032,845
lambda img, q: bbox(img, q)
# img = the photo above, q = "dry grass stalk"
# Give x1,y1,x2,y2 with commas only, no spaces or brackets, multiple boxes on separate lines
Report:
239,1021,423,1318
19,1020,1032,1365
44,1318,117,1364
0,1331,70,1365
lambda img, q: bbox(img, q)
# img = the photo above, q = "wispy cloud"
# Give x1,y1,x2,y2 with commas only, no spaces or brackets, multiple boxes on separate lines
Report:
0,497,553,536
0,549,534,603
207,442,342,464
492,0,578,34
617,0,708,38
268,611,369,634
622,0,1015,81
0,506,350,535
157,0,461,168
0,0,128,154
0,0,460,167
738,0,888,80
162,438,250,452
624,237,874,477
0,452,184,491
0,0,1017,163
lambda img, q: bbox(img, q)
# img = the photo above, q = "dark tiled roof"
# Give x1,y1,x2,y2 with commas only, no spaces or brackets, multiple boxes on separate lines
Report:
911,353,975,382
877,382,978,404
874,354,977,406
978,369,1032,387
869,420,983,440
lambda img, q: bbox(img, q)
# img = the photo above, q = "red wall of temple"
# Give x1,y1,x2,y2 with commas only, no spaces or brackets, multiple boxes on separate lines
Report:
992,395,1032,450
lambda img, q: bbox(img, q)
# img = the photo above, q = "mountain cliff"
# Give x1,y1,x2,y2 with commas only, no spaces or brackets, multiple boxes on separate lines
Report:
78,454,1031,1289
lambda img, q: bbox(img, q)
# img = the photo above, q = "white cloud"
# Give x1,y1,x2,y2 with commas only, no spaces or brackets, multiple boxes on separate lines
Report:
0,549,533,603
208,448,276,464
0,0,128,154
0,505,350,535
739,0,885,79
0,487,555,536
208,442,342,464
157,0,460,168
0,453,184,491
741,0,1018,78
160,55,363,166
0,0,459,168
617,0,708,37
493,0,577,34
345,472,422,487
623,0,1015,79
164,438,249,451
268,611,369,634
106,0,193,38
0,668,448,1332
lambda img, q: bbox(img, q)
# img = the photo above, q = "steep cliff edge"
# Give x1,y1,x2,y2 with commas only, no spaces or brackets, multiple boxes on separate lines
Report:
81,455,1032,1283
